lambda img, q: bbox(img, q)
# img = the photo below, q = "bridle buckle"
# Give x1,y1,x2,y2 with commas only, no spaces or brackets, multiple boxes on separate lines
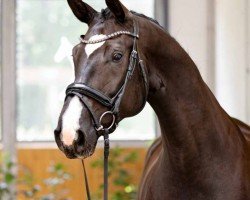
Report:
95,111,116,132
131,50,138,58
95,125,104,132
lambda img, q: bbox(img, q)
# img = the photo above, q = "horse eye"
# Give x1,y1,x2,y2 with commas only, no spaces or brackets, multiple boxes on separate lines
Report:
112,52,123,62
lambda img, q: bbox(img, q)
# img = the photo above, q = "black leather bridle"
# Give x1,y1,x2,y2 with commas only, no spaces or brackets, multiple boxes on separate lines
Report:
65,20,148,200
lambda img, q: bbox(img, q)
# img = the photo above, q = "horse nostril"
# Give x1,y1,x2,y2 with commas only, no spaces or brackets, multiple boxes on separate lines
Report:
54,128,62,143
54,128,61,136
76,130,86,146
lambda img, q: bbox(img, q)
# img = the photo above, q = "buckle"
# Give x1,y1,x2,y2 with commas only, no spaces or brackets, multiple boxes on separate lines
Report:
104,138,110,147
95,111,116,132
95,125,104,132
131,50,138,59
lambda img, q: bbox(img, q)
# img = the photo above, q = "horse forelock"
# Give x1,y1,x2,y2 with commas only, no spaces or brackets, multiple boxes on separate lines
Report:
100,8,163,29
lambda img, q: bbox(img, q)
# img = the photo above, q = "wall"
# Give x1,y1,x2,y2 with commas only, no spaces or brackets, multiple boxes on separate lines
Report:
17,148,147,200
168,0,215,91
248,1,250,123
168,0,250,124
215,0,249,122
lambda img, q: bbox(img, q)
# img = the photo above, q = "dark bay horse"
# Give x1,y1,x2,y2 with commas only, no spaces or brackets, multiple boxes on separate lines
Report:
54,0,250,199
141,119,250,199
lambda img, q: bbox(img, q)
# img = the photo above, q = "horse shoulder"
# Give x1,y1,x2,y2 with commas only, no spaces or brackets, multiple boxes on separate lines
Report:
137,137,162,200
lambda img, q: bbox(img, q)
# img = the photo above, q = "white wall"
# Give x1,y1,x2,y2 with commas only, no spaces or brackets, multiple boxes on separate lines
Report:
247,0,250,123
216,0,248,122
168,0,215,91
168,0,250,123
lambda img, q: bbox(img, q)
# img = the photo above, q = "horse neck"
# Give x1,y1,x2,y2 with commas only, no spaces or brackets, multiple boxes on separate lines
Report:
142,23,243,165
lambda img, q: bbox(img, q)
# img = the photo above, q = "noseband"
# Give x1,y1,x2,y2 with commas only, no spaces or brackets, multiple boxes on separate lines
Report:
65,20,148,200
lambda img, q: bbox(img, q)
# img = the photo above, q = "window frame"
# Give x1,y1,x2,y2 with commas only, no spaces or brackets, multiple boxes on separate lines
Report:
1,0,17,156
0,0,2,142
247,0,250,124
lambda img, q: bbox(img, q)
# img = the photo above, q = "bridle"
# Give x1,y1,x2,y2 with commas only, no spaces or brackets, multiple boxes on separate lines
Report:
66,19,148,200
65,19,148,200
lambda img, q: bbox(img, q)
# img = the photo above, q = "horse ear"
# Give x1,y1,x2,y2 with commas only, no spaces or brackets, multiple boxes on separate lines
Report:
67,0,97,24
105,0,129,23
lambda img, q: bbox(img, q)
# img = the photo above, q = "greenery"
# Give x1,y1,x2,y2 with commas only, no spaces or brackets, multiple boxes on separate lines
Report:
91,147,138,200
17,0,105,68
0,148,139,200
0,154,72,200
17,1,84,68
0,154,16,199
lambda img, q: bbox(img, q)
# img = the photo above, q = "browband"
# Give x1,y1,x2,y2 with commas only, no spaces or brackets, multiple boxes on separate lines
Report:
80,31,139,44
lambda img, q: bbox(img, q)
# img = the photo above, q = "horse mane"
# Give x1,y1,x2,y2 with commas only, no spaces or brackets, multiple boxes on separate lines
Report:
101,8,165,30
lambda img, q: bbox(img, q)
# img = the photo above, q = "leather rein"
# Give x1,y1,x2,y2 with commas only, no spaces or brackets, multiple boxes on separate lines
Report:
65,20,148,200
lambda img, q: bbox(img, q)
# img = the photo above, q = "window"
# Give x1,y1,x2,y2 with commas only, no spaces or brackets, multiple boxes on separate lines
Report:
248,2,250,124
248,68,250,123
0,0,2,140
16,0,156,142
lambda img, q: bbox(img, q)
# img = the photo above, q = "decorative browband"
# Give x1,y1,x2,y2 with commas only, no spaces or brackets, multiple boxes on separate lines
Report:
80,31,139,44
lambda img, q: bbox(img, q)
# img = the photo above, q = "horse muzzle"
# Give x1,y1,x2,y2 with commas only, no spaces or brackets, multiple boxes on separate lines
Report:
54,127,97,159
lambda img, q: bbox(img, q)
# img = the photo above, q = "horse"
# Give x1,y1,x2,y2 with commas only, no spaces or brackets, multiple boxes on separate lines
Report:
140,118,250,199
54,0,250,199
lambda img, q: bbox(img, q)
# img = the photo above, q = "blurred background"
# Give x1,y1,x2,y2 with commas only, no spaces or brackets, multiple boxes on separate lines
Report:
0,0,249,199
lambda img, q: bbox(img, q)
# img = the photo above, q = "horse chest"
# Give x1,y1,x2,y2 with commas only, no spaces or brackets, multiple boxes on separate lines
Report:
138,153,248,200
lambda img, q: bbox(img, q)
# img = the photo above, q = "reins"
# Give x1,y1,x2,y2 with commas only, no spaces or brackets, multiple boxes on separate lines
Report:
65,19,148,200
81,128,110,200
81,159,91,200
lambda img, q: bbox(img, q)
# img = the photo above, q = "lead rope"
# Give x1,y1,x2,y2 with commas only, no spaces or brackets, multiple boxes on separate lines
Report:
81,159,91,200
81,129,110,200
78,19,140,200
103,129,110,200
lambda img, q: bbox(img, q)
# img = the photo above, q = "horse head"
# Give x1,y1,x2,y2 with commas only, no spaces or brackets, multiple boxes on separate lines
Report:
54,0,149,159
